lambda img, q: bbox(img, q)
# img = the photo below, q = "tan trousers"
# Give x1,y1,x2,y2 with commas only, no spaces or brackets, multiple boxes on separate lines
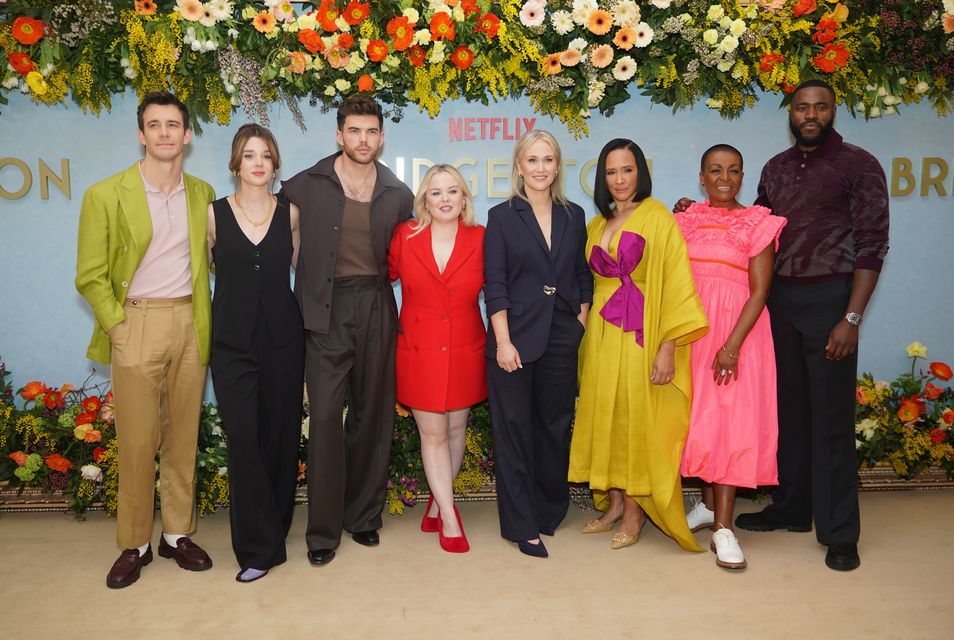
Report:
110,296,206,549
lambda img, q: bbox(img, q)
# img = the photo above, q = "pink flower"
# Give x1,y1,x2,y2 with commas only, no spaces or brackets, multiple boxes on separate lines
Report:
589,44,614,69
519,0,546,27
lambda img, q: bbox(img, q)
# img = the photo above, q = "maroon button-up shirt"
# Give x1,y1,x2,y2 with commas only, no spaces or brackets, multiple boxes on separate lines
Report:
754,130,889,282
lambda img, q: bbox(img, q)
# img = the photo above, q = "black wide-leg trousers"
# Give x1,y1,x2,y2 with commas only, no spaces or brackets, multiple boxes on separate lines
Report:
488,310,584,541
304,277,397,551
211,306,305,570
768,279,860,545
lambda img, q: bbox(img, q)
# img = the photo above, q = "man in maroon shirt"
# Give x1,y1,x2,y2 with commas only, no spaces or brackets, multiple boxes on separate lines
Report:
734,79,889,572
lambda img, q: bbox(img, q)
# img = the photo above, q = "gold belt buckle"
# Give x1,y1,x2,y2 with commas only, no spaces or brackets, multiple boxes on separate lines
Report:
543,285,556,296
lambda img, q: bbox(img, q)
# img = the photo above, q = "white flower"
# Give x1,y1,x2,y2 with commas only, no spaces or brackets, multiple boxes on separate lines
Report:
587,79,606,107
868,106,881,118
218,466,228,476
413,28,432,46
211,425,224,437
297,12,317,30
520,0,547,28
3,76,20,89
203,39,218,51
345,52,367,74
883,95,900,106
452,5,465,21
707,5,724,21
199,9,217,27
403,8,420,24
335,16,350,32
717,60,733,72
19,80,28,93
650,0,672,8
571,0,598,26
898,77,908,85
190,39,203,51
81,464,103,482
429,40,446,64
551,10,575,35
717,34,739,53
334,78,351,91
224,81,235,93
612,55,637,81
120,57,130,68
124,67,137,79
678,13,692,24
745,4,759,19
634,21,654,47
877,86,888,97
706,98,723,109
914,81,930,94
702,29,719,45
855,418,879,440
568,37,588,52
854,102,866,113
945,0,954,14
227,27,239,39
241,5,257,19
884,106,896,115
612,0,641,28
273,0,296,22
719,15,732,29
208,0,233,21
230,94,240,105
729,19,746,37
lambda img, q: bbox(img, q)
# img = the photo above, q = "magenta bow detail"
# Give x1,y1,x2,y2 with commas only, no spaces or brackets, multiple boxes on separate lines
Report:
589,231,647,345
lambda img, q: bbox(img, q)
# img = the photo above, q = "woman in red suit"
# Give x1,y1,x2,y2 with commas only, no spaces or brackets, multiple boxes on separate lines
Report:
388,164,487,553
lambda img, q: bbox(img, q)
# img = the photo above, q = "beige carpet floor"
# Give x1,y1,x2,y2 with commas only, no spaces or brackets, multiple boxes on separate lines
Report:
1,491,951,639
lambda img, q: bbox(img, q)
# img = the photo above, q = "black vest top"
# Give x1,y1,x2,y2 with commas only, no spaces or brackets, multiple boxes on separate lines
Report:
211,197,303,349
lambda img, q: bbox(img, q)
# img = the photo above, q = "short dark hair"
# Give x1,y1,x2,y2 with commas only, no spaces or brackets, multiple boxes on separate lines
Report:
791,79,836,105
137,91,190,131
593,138,652,219
336,95,383,130
228,123,281,175
700,144,743,171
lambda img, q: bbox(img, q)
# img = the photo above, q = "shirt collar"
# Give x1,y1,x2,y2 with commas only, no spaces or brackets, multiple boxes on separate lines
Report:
786,128,843,160
138,161,185,196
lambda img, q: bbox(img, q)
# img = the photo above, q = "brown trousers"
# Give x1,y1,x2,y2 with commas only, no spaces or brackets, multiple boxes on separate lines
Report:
304,277,397,551
110,296,206,549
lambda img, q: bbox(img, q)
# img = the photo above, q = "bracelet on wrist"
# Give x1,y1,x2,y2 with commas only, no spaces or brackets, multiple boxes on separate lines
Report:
720,345,739,359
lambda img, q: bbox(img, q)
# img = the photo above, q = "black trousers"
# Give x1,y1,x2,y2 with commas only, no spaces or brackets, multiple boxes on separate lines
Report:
488,310,584,541
304,276,397,551
210,306,304,570
767,279,860,545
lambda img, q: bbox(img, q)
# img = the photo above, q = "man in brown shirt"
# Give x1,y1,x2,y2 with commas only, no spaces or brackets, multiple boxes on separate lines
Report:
281,96,413,566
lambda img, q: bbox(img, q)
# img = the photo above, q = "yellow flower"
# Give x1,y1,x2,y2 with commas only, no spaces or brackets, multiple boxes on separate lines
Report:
905,341,928,358
26,71,48,95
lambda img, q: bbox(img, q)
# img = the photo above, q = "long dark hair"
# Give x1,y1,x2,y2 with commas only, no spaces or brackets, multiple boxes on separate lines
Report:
593,138,652,219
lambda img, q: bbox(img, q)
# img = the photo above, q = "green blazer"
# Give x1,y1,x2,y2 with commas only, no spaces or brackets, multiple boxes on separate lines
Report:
75,163,215,365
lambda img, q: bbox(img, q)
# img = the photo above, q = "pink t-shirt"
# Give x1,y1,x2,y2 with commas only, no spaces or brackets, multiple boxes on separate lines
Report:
127,164,193,299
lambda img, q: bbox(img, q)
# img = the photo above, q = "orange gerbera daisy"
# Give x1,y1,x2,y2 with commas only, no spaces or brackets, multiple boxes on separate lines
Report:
587,10,613,36
589,44,614,69
177,0,204,22
12,17,46,45
252,10,277,33
559,49,582,67
430,12,456,41
543,53,563,75
135,0,158,16
613,27,636,50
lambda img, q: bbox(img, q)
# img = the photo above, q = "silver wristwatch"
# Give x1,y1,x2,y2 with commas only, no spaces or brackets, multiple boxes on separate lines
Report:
845,312,863,326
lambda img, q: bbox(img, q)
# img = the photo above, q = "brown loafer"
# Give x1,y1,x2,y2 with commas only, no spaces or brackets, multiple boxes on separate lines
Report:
106,546,153,589
158,536,213,571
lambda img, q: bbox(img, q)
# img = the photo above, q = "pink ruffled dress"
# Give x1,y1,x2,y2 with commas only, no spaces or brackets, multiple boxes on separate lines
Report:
676,202,786,487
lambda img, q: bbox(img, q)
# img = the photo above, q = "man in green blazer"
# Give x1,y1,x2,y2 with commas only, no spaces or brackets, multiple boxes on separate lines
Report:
76,92,215,589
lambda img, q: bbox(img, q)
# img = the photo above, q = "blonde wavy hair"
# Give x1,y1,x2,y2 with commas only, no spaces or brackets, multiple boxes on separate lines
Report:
410,164,476,236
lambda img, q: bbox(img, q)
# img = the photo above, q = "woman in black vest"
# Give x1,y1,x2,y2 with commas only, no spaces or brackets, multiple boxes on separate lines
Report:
208,124,304,583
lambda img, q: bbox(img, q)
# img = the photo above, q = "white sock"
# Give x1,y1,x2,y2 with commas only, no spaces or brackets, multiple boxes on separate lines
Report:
237,568,267,582
137,543,149,556
163,533,184,547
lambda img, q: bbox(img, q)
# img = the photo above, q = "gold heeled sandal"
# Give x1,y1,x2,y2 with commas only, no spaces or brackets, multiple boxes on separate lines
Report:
582,515,622,534
611,518,646,549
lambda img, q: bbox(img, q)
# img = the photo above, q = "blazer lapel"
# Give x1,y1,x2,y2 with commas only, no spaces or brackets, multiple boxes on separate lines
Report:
441,225,475,282
408,225,443,282
116,164,152,253
515,200,551,257
549,203,568,263
183,174,209,286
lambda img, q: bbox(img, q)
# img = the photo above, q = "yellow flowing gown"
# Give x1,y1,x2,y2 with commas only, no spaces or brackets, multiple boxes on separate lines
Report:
569,198,708,552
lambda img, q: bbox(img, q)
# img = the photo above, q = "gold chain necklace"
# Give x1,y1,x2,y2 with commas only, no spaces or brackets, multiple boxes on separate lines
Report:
233,193,275,227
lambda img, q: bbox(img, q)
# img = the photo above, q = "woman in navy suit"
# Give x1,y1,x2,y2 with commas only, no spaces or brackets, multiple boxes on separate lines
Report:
484,130,593,558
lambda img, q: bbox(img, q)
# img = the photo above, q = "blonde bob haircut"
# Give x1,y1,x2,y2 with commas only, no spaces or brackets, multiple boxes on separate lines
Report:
410,164,476,236
228,123,281,176
509,129,567,206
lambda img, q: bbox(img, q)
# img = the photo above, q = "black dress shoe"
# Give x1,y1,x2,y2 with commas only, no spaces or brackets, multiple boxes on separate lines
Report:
307,548,336,566
735,509,812,533
158,536,213,571
106,546,153,589
352,530,380,546
825,542,860,571
517,539,549,558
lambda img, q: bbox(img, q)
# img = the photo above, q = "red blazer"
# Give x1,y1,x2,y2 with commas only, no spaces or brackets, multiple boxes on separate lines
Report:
389,221,487,412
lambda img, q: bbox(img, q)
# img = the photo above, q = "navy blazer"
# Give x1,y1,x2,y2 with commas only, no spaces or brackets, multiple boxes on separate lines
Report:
483,197,593,363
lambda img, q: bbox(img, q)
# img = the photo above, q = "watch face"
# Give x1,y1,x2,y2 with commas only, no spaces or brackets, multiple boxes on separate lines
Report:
846,312,862,325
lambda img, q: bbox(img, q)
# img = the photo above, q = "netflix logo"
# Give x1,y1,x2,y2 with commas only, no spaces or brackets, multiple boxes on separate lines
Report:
448,117,537,142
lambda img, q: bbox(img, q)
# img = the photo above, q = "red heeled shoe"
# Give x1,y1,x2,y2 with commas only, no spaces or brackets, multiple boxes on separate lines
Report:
437,506,470,553
420,495,439,533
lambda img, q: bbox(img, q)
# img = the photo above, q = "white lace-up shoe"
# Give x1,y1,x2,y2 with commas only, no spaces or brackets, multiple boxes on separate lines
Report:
710,527,747,570
686,499,715,532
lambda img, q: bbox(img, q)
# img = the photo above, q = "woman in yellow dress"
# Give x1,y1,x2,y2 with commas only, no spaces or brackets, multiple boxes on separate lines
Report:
569,138,708,551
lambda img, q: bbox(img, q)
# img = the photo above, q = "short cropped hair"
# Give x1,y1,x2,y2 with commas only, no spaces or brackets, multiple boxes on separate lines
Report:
337,95,383,130
791,79,836,105
700,144,743,171
137,91,190,132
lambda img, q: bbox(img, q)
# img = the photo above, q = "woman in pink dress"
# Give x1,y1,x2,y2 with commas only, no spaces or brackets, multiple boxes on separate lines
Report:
675,144,786,570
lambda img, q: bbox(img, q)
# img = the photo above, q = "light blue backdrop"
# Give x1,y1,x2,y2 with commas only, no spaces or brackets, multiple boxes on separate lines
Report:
1,89,952,394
